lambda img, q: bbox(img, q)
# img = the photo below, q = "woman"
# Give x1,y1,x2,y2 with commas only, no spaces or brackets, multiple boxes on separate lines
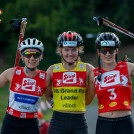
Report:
47,31,95,134
89,32,134,134
1,38,51,134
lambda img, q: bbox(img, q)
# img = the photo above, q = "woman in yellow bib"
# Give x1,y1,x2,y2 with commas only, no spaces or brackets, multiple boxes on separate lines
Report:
47,31,95,134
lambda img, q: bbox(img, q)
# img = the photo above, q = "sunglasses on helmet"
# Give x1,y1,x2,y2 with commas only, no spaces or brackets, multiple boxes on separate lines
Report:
22,52,41,59
100,47,116,55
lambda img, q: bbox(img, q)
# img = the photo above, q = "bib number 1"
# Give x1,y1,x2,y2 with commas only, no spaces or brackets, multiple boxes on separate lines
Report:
108,88,117,100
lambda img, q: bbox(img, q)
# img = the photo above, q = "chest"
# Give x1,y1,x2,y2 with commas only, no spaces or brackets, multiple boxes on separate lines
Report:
11,73,46,96
52,71,87,87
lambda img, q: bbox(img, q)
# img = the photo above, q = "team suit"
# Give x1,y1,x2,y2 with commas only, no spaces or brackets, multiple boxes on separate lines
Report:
48,62,89,134
1,67,47,134
93,62,134,134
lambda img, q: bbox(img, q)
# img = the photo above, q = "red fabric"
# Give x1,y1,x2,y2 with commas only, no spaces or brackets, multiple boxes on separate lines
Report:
7,67,47,118
93,62,132,113
40,122,50,134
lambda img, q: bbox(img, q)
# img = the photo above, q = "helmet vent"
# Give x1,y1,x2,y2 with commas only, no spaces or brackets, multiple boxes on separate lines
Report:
65,36,67,41
73,36,76,41
33,38,36,45
69,37,71,41
37,41,41,45
28,39,30,45
23,41,26,45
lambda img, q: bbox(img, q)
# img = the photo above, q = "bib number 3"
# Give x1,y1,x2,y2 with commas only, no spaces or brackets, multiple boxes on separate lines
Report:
108,88,117,100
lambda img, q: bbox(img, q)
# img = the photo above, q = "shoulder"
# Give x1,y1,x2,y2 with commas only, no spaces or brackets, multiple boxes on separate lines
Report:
46,65,54,77
82,63,95,77
1,67,16,80
2,67,16,75
86,63,95,73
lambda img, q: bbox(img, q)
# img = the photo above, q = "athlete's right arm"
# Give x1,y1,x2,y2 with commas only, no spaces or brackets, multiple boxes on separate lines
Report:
44,65,53,102
0,68,15,88
85,64,96,105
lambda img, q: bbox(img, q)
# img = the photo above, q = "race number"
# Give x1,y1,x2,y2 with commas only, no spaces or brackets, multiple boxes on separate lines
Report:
108,88,117,100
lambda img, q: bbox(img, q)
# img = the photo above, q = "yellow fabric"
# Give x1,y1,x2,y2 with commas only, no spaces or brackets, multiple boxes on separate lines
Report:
53,62,87,111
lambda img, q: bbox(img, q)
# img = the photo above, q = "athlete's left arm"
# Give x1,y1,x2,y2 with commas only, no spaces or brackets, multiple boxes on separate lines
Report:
85,64,96,105
127,62,134,79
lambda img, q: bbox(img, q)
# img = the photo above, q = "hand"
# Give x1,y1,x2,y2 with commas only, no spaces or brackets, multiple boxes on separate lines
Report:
20,18,27,37
49,95,53,108
122,55,133,63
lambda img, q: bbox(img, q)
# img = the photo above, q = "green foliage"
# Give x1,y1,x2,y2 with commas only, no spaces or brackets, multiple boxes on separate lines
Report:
1,0,134,68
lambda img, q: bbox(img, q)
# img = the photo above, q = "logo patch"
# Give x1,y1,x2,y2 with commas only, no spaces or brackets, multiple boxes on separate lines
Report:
79,64,84,69
16,70,21,75
55,65,60,70
22,78,36,91
63,72,76,83
40,73,45,79
101,71,120,87
15,93,39,104
109,102,117,107
20,113,26,118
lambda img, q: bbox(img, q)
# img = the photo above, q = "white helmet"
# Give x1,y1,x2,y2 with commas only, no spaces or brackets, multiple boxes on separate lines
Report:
19,38,44,54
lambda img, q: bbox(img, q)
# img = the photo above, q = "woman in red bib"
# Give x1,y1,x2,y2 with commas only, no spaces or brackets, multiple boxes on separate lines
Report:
47,31,95,134
1,38,51,134
87,32,134,134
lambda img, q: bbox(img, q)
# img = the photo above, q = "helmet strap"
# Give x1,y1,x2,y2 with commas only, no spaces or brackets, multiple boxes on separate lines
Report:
22,61,38,73
98,55,102,81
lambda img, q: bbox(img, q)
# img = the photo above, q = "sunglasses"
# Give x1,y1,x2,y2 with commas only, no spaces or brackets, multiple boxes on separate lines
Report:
22,52,41,59
100,47,116,55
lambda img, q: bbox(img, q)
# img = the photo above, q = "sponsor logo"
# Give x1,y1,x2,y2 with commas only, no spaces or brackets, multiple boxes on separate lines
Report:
104,74,117,83
19,105,30,110
63,41,77,47
99,104,104,109
63,72,76,83
16,70,21,75
39,73,45,79
55,65,60,70
109,102,117,107
123,101,129,106
9,109,13,115
79,64,84,69
15,83,21,90
20,113,26,118
101,41,115,47
101,71,120,87
15,93,39,104
22,78,36,91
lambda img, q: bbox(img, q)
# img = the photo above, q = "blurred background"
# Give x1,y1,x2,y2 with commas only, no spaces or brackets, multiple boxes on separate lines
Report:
0,0,134,133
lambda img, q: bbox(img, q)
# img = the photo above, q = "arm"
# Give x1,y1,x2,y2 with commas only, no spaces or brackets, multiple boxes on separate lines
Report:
44,65,53,102
0,68,15,88
85,64,96,105
127,62,134,101
127,62,134,80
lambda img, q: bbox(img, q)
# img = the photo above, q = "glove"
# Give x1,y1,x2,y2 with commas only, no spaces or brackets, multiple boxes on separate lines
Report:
49,95,53,108
122,55,133,63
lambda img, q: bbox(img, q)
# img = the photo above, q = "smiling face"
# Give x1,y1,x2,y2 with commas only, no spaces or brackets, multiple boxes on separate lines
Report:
60,47,79,64
98,47,118,65
21,48,42,69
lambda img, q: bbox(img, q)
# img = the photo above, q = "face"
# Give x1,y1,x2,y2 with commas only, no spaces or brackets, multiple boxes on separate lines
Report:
61,47,79,63
98,47,118,64
21,48,42,69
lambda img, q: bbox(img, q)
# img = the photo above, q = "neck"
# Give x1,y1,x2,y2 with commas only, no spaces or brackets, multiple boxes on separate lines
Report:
102,61,117,71
62,61,77,71
24,67,38,77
